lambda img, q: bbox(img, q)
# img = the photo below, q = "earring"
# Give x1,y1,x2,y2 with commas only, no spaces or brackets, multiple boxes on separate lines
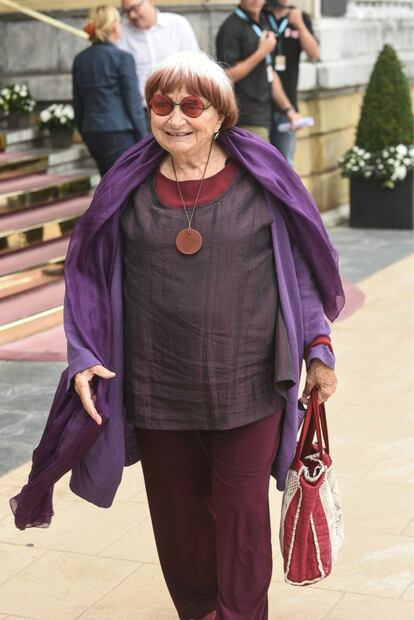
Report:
213,130,220,141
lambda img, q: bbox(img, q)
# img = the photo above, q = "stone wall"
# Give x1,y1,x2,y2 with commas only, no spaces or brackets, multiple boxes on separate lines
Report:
0,1,413,210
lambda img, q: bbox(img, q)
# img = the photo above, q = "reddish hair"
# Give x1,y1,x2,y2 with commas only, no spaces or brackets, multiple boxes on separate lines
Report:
145,52,239,129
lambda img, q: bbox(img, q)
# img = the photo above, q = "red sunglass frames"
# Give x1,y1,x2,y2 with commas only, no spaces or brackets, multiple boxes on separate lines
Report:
149,95,212,118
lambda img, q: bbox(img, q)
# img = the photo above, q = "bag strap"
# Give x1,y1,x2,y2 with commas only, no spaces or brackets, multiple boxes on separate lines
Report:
295,388,330,462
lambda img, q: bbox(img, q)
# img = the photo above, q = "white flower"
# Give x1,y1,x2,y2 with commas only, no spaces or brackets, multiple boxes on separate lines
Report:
383,150,389,158
395,165,407,180
396,145,408,156
40,110,52,122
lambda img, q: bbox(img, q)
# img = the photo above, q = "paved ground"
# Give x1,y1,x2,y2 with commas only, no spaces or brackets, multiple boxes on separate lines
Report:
0,225,413,619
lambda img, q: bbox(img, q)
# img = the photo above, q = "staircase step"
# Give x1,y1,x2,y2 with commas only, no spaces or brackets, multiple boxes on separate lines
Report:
0,151,49,181
0,278,64,344
0,261,64,299
0,277,64,324
0,305,63,345
0,126,42,151
0,237,69,277
0,172,94,215
0,323,66,361
0,194,91,255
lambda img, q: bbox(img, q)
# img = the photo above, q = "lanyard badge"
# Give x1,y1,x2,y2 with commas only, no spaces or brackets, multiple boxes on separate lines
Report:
234,7,274,82
267,14,289,72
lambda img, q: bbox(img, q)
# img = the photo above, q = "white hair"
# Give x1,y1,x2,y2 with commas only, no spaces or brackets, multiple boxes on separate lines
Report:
147,50,234,96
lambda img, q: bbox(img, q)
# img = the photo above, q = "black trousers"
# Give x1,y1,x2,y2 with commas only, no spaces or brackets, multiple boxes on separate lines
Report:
82,130,137,176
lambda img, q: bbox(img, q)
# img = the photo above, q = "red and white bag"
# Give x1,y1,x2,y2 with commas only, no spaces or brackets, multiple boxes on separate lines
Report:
280,389,344,586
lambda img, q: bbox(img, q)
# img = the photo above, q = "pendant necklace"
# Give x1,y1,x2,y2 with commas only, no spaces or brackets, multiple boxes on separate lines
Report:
172,138,214,255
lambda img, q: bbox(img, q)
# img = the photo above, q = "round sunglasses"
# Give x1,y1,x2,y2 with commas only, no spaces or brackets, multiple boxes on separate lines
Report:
149,94,212,118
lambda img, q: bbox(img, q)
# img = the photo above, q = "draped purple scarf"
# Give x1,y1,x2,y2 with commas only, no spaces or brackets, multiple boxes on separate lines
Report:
9,128,344,530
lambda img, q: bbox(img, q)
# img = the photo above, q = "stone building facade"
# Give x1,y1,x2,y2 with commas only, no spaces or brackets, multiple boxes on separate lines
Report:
0,0,413,211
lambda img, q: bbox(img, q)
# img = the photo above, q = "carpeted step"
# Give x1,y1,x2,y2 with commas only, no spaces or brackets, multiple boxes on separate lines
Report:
0,152,49,181
0,278,64,345
0,194,91,256
0,172,94,215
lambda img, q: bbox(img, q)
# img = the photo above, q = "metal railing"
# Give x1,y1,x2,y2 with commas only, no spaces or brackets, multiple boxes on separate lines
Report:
0,0,88,38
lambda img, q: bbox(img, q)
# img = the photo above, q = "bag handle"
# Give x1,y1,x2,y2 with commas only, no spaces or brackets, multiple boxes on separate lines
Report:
295,388,330,462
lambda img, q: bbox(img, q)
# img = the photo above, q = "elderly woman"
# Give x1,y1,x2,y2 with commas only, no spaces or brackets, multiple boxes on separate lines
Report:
11,52,344,620
72,5,148,175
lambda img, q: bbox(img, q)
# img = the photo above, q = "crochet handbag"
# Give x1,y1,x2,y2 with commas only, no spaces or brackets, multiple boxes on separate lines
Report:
279,387,344,586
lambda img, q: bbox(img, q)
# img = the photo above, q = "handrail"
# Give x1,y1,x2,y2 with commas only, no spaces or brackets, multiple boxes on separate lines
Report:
0,0,88,39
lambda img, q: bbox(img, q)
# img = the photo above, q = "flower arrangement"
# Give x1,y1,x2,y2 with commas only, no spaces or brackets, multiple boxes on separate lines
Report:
40,104,75,131
339,44,413,190
339,144,414,189
0,83,36,116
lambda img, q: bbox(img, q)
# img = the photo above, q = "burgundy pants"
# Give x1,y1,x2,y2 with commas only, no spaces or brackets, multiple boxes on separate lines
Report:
134,411,283,620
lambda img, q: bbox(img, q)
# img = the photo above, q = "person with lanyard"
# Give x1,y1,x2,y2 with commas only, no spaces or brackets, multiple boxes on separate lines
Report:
216,0,300,142
266,0,319,163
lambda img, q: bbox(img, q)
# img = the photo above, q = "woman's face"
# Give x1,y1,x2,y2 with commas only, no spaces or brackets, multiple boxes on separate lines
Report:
150,89,224,161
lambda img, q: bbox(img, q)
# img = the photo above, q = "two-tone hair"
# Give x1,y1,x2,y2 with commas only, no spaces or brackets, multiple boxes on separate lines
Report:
84,5,120,43
145,51,239,129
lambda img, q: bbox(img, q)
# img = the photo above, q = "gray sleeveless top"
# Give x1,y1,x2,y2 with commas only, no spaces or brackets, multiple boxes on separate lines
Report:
120,166,294,430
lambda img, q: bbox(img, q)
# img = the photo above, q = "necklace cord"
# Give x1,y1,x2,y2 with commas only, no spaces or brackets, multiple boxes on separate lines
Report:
171,138,215,232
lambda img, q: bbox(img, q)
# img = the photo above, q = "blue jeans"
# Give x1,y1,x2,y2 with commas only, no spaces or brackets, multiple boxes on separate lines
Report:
270,111,297,165
82,130,137,176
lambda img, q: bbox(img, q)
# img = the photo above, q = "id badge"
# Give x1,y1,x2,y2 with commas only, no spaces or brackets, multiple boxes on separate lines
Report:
275,55,286,72
266,64,274,83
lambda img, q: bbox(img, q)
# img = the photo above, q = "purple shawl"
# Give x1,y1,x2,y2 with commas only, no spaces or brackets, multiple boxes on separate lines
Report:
10,128,344,530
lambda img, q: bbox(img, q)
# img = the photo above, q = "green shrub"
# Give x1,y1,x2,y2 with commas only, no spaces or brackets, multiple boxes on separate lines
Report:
356,44,413,152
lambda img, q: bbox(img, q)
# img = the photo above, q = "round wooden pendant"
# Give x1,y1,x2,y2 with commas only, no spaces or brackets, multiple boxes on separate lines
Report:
176,228,203,255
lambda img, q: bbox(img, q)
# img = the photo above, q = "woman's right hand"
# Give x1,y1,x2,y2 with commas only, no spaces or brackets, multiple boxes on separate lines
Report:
74,365,116,425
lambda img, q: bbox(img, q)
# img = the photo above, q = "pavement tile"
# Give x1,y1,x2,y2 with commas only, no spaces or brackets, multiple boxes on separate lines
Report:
0,542,47,588
401,518,414,537
312,528,413,599
0,550,139,620
2,617,36,620
77,563,174,620
363,442,414,484
98,517,158,563
112,463,146,501
338,477,413,535
0,497,149,555
267,583,343,620
324,592,414,619
401,580,414,602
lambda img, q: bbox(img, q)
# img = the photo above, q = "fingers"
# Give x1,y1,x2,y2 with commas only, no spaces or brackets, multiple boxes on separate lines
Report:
300,375,314,404
76,376,102,425
92,365,116,380
74,364,116,425
301,362,338,405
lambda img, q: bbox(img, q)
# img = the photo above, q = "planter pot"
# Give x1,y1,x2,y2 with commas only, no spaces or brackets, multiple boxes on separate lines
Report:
49,129,73,149
321,0,348,17
350,172,413,230
7,112,31,130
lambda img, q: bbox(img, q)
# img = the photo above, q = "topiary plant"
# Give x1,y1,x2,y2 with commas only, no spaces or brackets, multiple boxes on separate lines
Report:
356,44,413,152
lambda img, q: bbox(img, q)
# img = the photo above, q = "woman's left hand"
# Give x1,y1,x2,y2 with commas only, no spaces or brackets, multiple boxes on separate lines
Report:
300,359,337,405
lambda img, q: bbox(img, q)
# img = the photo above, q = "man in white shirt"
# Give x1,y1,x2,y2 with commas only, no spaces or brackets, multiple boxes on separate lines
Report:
119,0,199,107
